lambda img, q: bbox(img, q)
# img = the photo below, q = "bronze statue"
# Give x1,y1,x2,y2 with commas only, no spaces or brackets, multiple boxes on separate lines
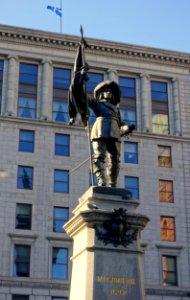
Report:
68,28,135,187
89,80,135,187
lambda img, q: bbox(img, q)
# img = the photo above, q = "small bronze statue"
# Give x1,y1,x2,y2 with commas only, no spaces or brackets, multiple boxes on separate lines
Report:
89,80,135,187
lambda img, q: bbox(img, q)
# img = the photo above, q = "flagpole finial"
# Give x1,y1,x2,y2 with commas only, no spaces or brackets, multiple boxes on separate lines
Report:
80,25,84,40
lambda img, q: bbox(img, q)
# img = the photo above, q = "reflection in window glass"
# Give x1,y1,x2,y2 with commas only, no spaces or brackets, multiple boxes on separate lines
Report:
124,142,138,164
162,256,177,286
54,170,69,193
17,166,33,190
18,63,38,119
19,130,35,152
158,146,172,167
55,134,70,156
160,216,175,241
125,177,139,200
13,245,30,277
53,207,69,232
53,68,71,123
16,204,32,230
159,180,173,203
52,247,68,280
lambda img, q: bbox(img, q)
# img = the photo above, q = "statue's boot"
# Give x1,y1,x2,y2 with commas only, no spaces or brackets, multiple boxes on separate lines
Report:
93,159,106,186
107,162,120,188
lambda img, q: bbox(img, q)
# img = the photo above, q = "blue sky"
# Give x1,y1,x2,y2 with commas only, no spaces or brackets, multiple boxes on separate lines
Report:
0,0,190,53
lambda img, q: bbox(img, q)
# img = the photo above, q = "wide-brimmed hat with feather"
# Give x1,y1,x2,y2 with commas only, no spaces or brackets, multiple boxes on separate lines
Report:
94,80,121,104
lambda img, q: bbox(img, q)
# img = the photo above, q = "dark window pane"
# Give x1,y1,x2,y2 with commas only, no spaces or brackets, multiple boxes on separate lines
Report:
86,72,104,93
124,142,138,164
52,247,68,279
53,207,69,232
13,296,29,300
14,245,30,277
89,173,98,186
16,204,32,230
54,170,69,193
55,134,70,156
120,109,136,127
19,130,34,152
17,166,33,190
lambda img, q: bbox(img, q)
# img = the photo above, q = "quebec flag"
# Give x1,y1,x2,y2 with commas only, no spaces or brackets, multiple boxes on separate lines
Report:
47,5,62,17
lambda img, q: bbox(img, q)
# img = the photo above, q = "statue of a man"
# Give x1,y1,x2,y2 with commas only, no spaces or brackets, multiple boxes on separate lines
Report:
89,80,135,187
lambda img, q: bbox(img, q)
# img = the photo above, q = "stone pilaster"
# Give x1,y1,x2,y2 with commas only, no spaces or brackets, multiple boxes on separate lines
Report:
140,73,150,132
6,55,18,116
172,78,181,135
107,69,118,83
40,60,52,120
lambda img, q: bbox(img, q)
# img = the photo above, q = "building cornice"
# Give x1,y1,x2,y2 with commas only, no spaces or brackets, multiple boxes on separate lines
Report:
0,24,190,67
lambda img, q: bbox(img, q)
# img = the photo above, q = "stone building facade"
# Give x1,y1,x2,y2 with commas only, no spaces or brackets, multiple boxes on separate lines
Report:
0,24,190,300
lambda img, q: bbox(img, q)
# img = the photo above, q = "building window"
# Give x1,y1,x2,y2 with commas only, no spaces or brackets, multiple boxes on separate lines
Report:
52,68,71,123
162,255,177,286
160,216,175,241
89,172,98,186
19,130,35,153
54,170,69,193
119,77,136,127
124,142,138,164
16,204,32,230
13,245,30,277
0,60,4,113
53,207,69,232
158,145,172,167
55,134,70,156
159,180,173,203
125,176,139,200
18,63,38,119
13,296,29,300
17,166,33,190
52,247,68,280
86,72,104,125
151,81,169,134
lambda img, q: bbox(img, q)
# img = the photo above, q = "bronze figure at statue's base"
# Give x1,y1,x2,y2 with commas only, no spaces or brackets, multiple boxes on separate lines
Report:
64,187,149,300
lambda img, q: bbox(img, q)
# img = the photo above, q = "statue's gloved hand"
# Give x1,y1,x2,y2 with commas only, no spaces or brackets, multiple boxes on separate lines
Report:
120,124,135,136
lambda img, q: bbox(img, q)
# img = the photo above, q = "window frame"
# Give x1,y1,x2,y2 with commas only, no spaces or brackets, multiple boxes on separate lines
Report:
19,129,35,153
13,244,31,278
17,63,38,119
16,203,32,230
124,142,138,164
54,169,69,193
151,80,169,135
160,216,176,242
161,255,178,286
158,145,172,168
17,166,34,190
52,247,68,280
125,176,139,200
55,133,70,156
53,207,69,233
159,179,174,203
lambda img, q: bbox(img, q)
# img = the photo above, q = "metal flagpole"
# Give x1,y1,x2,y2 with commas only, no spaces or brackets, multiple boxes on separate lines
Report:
80,26,94,186
60,0,62,33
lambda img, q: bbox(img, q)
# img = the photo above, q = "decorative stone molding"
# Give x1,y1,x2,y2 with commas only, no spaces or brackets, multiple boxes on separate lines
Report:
0,25,190,67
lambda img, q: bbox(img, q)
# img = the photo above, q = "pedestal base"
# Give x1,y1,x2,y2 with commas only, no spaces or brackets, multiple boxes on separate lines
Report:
64,187,149,300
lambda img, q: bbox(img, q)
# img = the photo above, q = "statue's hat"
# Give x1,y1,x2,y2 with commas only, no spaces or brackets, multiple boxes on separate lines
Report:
94,80,121,104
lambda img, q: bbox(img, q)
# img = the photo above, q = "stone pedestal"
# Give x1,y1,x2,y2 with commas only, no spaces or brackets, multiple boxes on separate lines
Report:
64,187,149,300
